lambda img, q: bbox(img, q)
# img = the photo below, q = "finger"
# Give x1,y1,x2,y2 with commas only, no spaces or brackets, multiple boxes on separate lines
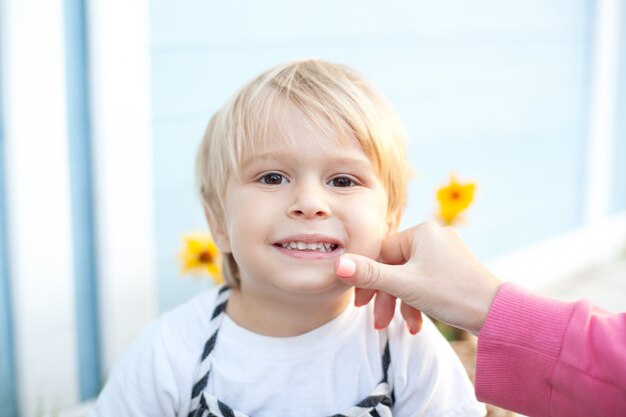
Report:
379,226,417,265
335,254,408,297
373,291,396,330
354,288,376,307
400,302,423,335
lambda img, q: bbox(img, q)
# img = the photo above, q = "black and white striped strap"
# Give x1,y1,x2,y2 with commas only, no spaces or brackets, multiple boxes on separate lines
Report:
189,286,231,417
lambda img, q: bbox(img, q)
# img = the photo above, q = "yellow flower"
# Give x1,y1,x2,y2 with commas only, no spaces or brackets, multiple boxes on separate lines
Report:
178,232,222,284
436,174,476,226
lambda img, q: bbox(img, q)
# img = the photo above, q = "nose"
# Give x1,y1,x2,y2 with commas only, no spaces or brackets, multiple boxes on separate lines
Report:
288,181,331,220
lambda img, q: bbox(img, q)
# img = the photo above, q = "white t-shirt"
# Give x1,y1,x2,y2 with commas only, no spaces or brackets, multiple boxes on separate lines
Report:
90,286,485,417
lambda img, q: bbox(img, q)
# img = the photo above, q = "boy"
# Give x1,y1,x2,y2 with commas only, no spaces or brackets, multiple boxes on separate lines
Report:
90,59,485,416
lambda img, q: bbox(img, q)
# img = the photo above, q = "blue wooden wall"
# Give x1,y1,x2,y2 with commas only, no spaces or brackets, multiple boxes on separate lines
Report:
613,2,626,214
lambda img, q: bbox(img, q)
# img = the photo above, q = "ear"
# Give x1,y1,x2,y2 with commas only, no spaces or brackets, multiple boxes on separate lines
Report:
204,206,232,253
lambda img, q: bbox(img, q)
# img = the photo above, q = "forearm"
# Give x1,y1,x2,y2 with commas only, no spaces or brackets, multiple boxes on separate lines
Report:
475,282,626,417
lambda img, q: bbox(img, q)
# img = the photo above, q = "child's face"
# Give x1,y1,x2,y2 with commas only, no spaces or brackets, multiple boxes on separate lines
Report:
217,104,391,297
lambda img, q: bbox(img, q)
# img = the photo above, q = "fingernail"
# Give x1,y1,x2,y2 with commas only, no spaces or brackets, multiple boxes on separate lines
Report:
374,322,384,330
407,323,418,335
336,257,356,278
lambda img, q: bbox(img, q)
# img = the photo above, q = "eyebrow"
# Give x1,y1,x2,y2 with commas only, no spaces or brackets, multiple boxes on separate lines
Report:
242,152,375,171
241,151,291,166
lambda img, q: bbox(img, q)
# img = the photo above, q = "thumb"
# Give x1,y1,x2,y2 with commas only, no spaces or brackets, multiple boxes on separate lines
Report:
335,254,405,297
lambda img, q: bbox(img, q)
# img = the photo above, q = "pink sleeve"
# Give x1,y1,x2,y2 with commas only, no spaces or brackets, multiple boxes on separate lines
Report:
475,282,626,417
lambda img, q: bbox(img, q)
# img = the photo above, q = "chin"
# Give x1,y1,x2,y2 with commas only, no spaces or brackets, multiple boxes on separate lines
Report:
280,273,350,296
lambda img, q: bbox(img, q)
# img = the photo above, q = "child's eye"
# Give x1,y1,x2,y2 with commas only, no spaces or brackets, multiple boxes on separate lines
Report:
328,176,357,187
259,173,289,185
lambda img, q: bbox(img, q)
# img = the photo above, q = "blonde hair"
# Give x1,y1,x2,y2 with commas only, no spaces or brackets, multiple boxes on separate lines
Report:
196,59,410,287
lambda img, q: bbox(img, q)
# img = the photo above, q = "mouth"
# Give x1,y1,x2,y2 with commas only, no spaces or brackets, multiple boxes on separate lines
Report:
275,241,339,253
273,235,343,257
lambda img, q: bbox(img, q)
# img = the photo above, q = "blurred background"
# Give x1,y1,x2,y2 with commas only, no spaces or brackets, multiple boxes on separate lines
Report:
0,0,624,416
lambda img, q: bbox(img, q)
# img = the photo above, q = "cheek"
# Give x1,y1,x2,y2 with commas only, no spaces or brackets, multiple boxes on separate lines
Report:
222,194,251,255
365,189,391,234
223,192,274,256
225,210,256,248
343,192,389,257
224,218,259,274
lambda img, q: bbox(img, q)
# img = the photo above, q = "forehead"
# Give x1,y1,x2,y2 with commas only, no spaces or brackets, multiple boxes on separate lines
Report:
237,101,370,168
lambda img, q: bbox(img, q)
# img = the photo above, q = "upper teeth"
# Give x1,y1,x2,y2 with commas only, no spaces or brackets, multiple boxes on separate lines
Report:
280,242,337,252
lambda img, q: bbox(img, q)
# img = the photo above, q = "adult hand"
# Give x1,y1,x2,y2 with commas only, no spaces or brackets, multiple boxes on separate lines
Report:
335,221,502,335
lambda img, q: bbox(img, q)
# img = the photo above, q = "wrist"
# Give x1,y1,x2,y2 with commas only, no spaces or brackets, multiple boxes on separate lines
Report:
471,279,502,335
